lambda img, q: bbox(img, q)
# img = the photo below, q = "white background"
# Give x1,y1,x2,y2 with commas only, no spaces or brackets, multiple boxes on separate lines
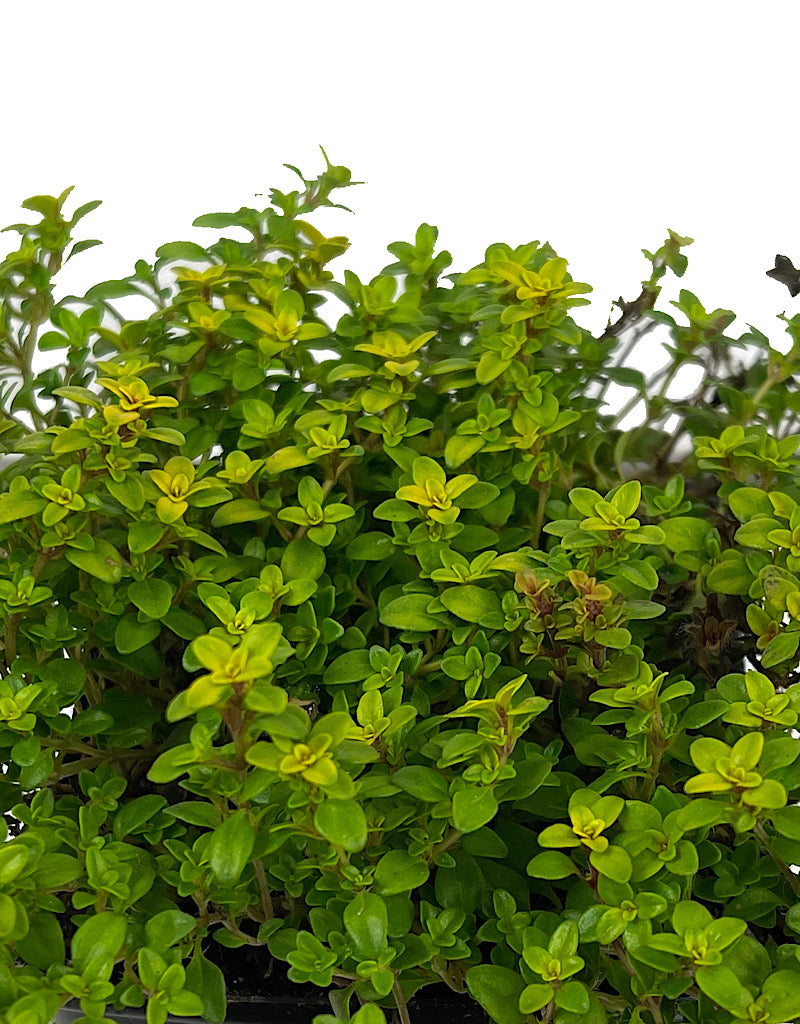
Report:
2,0,800,404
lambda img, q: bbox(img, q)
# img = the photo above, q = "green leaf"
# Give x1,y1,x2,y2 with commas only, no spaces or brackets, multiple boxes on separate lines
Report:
660,517,713,552
672,900,712,934
14,911,65,969
193,212,242,228
759,735,800,773
615,561,660,590
114,614,161,654
146,744,197,783
476,351,512,386
343,1008,387,1024
728,486,775,522
323,650,373,686
452,786,499,833
570,487,602,517
127,579,174,620
457,481,501,509
518,982,554,1014
671,799,725,832
69,198,103,225
163,608,205,640
596,908,627,944
374,850,430,895
706,553,752,595
434,850,484,913
343,892,388,959
461,827,508,858
185,949,226,1024
51,386,102,408
145,910,196,952
163,802,220,828
155,240,209,262
373,498,419,522
168,990,205,1016
445,434,485,468
555,980,590,1014
314,799,368,852
549,921,580,959
629,597,667,618
537,823,582,848
29,851,79,892
770,805,800,840
594,627,632,649
589,844,632,883
71,912,128,973
762,630,800,668
720,936,771,995
65,536,123,584
623,921,679,972
552,990,607,1024
85,279,143,300
760,970,800,1021
38,330,70,350
392,765,450,802
106,476,146,512
380,593,446,631
735,518,783,550
465,965,527,1024
113,795,168,840
211,499,271,527
128,520,167,554
666,840,699,876
679,700,728,730
0,490,46,524
281,538,326,580
207,812,255,885
67,238,103,260
526,851,579,879
622,524,663,548
347,532,395,560
439,585,504,629
613,480,641,518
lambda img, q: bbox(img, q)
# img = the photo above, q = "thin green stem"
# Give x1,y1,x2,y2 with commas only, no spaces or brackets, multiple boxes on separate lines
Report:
392,977,412,1024
430,828,462,861
532,482,551,548
612,940,664,1024
4,614,19,668
252,858,274,921
609,362,671,429
595,320,658,406
749,365,783,414
755,821,799,896
54,749,143,780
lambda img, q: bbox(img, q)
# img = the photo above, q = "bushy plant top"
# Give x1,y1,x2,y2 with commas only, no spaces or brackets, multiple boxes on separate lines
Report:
2,149,800,1024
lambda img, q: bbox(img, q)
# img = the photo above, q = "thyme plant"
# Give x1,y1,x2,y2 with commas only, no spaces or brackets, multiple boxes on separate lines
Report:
2,150,800,1024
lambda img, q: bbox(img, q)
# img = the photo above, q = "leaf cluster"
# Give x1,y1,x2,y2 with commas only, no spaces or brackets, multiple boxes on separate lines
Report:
2,149,800,1024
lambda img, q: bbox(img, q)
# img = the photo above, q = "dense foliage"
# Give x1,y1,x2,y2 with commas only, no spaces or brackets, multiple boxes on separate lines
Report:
2,150,800,1024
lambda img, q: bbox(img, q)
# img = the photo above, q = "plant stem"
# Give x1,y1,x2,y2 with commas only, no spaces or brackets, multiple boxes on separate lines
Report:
749,364,783,413
391,977,412,1024
595,321,657,406
638,719,666,802
219,922,266,946
612,940,664,1024
54,749,143,780
532,482,551,548
609,357,681,431
755,821,799,896
4,614,19,668
430,828,462,861
252,858,274,920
